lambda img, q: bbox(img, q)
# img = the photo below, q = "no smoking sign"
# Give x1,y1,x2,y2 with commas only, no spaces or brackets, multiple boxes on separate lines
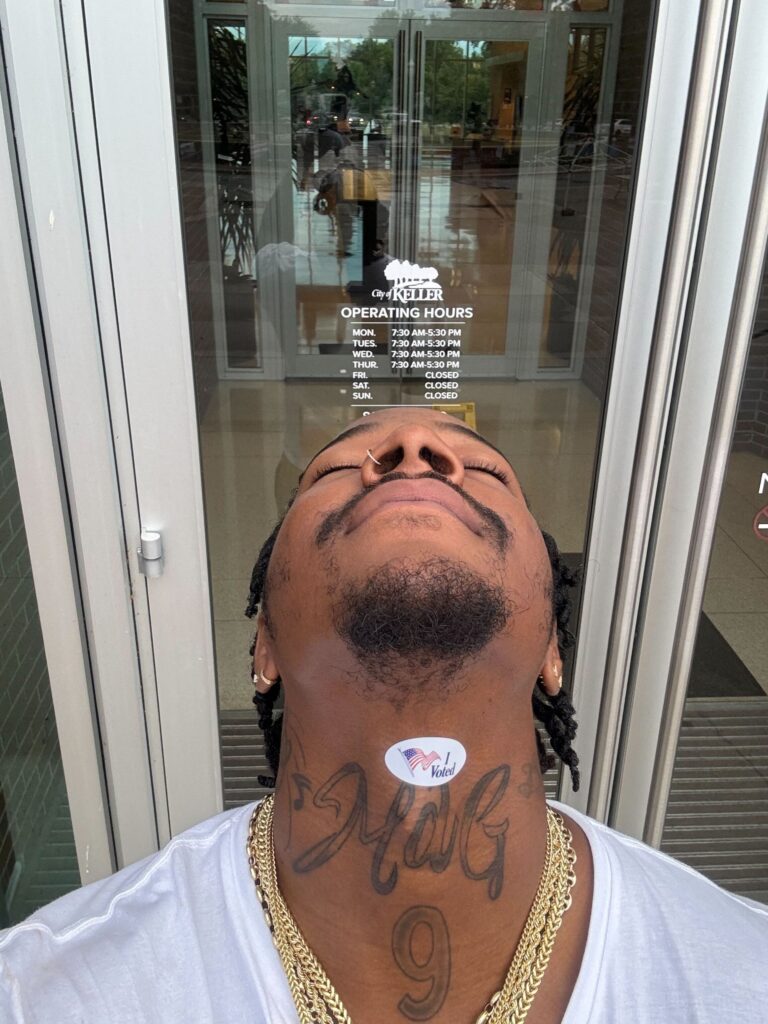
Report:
753,504,768,542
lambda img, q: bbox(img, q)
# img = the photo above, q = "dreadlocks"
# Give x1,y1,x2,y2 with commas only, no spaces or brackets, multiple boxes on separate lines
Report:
245,499,581,792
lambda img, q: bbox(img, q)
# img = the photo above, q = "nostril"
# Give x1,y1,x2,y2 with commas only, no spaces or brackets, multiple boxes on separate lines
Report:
419,447,454,477
377,445,403,474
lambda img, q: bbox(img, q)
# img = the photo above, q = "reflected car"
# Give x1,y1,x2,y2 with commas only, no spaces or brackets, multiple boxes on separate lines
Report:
347,111,367,131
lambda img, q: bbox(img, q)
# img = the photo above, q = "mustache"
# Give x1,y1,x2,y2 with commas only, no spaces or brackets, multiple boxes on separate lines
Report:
315,470,511,553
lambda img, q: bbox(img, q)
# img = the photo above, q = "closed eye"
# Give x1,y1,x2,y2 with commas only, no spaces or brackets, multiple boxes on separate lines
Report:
464,461,510,484
311,462,361,482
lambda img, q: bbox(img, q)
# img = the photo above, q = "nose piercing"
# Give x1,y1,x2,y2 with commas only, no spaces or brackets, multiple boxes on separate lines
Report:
366,449,382,465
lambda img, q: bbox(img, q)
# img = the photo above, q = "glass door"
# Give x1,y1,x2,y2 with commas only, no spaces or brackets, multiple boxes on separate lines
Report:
15,0,707,834
206,11,547,382
410,17,546,379
271,14,404,378
163,0,664,813
196,7,621,388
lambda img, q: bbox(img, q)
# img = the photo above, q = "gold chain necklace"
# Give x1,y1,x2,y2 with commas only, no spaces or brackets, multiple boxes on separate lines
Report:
247,795,576,1024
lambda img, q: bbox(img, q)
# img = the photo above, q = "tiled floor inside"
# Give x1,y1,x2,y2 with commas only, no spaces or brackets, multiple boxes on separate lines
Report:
703,451,768,694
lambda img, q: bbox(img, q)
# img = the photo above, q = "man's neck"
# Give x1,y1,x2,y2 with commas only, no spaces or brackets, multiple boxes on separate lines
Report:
268,690,589,1024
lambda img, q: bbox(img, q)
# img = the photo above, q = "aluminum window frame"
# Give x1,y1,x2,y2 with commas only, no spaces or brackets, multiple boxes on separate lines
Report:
564,0,708,814
1,0,165,867
73,0,224,836
612,0,768,842
0,19,114,883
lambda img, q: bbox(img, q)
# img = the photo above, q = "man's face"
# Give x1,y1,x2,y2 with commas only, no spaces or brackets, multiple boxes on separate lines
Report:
261,409,556,704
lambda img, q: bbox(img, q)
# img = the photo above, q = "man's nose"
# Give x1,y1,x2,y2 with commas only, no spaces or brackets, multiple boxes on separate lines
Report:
360,425,465,487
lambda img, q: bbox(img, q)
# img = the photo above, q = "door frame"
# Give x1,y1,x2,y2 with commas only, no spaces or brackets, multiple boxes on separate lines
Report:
610,0,768,842
4,0,746,862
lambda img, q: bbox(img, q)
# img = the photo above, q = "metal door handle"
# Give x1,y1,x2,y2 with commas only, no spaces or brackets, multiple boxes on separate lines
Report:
137,529,164,577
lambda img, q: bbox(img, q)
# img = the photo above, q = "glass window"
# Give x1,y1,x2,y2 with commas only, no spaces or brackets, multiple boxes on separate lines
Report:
207,21,259,370
659,264,768,904
0,385,79,924
539,26,607,370
167,0,656,804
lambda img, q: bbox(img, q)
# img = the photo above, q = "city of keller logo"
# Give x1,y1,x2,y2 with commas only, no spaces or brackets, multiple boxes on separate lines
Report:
383,259,444,303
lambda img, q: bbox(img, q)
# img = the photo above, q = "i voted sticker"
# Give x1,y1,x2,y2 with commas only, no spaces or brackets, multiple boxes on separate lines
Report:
384,737,466,787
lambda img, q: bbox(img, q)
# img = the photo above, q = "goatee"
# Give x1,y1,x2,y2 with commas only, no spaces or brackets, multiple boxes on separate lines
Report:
333,556,510,705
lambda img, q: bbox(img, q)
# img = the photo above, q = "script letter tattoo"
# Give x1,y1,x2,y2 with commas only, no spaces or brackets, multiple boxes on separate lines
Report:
392,906,451,1020
278,720,311,850
403,785,457,872
290,763,513,898
292,763,367,873
371,784,415,895
459,765,510,900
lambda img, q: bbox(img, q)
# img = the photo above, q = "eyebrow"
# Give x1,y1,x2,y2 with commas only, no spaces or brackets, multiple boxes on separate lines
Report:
301,417,514,478
305,421,380,466
437,420,513,468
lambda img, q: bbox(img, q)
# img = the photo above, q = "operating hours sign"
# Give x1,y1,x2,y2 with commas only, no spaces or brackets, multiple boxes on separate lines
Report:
340,261,473,406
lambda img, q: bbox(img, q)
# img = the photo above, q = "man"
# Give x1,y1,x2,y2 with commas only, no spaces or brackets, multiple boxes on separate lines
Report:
1,407,766,1023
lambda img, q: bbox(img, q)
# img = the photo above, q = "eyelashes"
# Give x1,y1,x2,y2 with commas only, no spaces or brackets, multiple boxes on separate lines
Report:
311,460,510,485
463,461,511,485
311,462,361,481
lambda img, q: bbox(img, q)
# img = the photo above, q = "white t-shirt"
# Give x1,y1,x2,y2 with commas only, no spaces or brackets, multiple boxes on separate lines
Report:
1,800,766,1022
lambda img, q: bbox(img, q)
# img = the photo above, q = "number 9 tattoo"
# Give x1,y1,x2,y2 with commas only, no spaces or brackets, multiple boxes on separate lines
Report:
392,905,451,1020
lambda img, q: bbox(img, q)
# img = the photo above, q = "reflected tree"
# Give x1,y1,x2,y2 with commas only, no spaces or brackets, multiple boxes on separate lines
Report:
208,24,253,275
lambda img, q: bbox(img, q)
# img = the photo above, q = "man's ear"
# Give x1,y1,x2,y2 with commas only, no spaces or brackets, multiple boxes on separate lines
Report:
252,612,280,691
537,625,562,698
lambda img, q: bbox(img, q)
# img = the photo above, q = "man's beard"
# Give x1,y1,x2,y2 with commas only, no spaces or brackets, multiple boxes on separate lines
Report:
332,556,510,705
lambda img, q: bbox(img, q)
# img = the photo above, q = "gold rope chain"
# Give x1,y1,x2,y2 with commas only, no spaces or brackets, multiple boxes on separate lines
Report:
247,794,576,1024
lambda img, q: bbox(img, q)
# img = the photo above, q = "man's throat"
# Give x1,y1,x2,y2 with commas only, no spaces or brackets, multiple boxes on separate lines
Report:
268,718,551,1023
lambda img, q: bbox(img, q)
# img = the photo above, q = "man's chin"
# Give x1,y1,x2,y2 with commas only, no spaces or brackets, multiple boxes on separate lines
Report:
330,555,510,705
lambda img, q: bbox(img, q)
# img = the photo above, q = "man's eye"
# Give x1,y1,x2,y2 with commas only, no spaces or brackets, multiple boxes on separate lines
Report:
464,462,510,485
312,463,360,482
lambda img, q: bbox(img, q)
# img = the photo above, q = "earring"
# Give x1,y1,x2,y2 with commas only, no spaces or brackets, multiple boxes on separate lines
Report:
253,668,278,689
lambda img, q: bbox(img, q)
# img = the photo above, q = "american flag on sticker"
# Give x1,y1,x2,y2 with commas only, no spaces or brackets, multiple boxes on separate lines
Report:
400,747,441,775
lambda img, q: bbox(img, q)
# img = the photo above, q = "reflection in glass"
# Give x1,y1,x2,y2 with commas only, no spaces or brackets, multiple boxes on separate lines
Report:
442,1,545,9
660,271,768,904
551,0,609,10
540,27,607,369
420,38,529,358
167,0,654,806
289,33,394,354
208,21,259,369
0,387,79,923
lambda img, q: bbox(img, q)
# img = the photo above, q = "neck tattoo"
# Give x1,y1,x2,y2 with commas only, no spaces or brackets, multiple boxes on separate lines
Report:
247,795,577,1023
289,761,511,900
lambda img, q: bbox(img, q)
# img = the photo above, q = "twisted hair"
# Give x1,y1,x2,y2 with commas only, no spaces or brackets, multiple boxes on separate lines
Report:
245,502,581,792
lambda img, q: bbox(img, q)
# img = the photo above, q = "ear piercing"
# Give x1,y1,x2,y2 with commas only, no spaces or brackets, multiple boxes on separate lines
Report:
253,669,278,689
366,449,382,465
